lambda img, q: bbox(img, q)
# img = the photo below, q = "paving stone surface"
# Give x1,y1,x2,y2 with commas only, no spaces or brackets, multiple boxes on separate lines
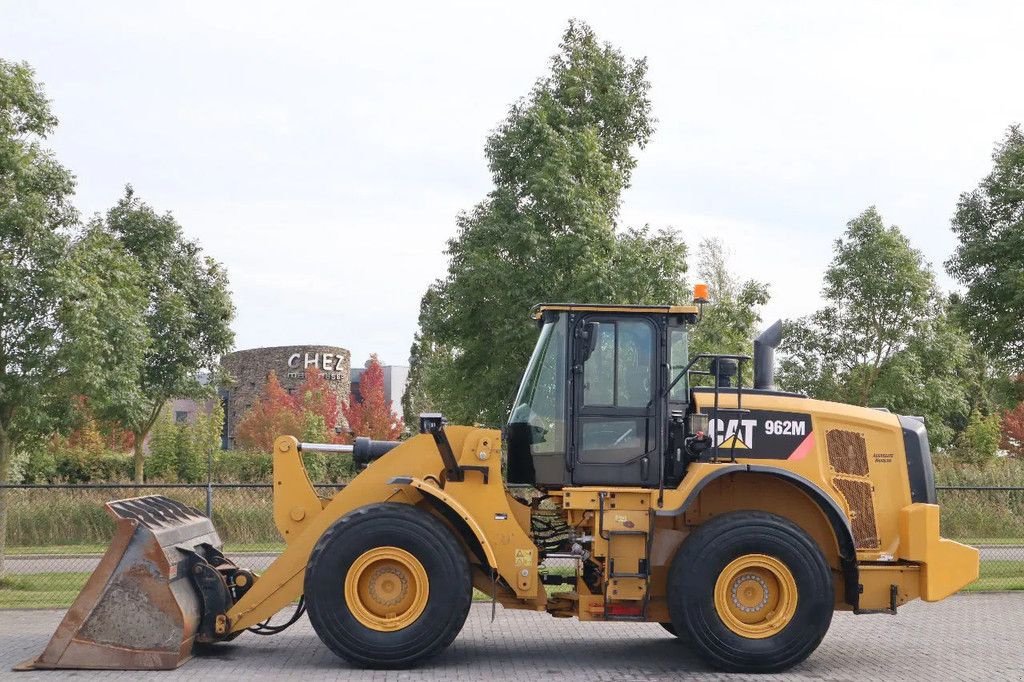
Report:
1,595,1021,681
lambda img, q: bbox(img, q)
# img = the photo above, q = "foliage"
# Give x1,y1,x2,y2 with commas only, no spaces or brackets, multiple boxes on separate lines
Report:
146,401,224,482
949,409,1003,465
94,186,235,481
1002,387,1024,457
778,207,936,407
233,367,346,455
296,365,338,438
20,445,134,484
688,238,770,379
0,59,151,577
344,355,403,440
776,206,1018,452
410,22,690,425
233,371,303,452
947,125,1024,373
64,397,135,453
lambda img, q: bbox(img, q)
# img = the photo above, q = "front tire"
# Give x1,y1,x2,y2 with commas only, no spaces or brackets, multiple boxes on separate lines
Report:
667,511,833,673
305,503,472,668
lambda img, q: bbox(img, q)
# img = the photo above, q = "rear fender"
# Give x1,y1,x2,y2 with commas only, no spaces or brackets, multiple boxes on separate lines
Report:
659,463,860,608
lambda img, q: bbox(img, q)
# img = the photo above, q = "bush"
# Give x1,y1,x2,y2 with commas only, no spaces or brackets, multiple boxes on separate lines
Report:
934,455,1024,540
51,447,134,483
213,449,273,483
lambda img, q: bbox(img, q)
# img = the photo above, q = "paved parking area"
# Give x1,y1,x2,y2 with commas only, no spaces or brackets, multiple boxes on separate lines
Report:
2,594,1022,681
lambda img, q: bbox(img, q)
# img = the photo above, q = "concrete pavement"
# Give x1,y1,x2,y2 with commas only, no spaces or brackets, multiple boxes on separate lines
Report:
1,594,1021,681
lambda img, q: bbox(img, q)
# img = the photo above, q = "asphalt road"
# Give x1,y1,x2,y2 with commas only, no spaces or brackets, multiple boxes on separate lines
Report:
2,595,1022,681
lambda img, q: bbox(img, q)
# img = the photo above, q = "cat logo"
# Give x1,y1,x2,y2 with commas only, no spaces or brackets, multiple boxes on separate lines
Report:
709,418,757,449
703,409,813,459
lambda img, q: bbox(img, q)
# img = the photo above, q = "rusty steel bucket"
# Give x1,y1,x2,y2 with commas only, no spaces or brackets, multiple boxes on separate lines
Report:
17,495,225,671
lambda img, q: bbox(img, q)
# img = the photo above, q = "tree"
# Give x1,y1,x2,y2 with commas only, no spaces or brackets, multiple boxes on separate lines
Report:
296,365,339,437
1002,390,1024,458
233,372,303,452
689,238,770,366
777,207,935,406
0,60,149,577
409,22,688,425
147,400,223,482
95,187,235,481
952,408,1002,465
234,367,346,452
947,125,1024,373
344,355,403,440
775,208,1016,452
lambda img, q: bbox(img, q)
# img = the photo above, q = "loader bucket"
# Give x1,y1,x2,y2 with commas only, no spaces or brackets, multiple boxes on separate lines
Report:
17,495,223,671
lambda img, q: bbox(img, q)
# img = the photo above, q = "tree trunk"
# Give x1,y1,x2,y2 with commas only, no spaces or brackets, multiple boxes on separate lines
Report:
132,402,163,484
133,433,145,484
0,427,11,580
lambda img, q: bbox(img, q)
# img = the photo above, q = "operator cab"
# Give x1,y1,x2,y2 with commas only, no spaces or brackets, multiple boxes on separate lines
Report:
507,303,700,489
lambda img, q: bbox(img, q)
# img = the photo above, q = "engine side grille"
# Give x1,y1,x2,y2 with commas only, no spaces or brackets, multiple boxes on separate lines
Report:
826,429,870,477
832,478,879,550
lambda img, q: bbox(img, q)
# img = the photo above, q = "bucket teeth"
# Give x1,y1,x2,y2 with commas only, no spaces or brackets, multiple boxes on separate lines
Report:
17,495,228,671
107,495,209,529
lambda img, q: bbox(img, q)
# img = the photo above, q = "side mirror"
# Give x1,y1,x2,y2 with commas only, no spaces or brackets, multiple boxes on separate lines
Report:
577,322,599,364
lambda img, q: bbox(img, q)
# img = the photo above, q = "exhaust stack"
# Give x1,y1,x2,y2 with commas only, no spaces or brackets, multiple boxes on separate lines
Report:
754,320,783,390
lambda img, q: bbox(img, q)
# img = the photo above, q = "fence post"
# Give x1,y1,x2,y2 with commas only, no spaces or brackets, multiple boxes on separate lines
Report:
206,444,214,519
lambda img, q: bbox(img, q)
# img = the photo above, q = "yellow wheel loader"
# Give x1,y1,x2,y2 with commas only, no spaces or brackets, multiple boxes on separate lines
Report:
20,301,980,674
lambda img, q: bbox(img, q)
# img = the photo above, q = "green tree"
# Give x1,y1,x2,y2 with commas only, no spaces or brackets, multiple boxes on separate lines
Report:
148,400,224,482
0,61,149,576
952,408,1003,465
947,125,1024,372
409,22,688,425
689,238,770,369
96,187,235,482
778,207,935,406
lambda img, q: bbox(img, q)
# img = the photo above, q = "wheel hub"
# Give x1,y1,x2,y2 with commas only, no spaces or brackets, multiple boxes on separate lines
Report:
714,554,798,639
345,546,429,632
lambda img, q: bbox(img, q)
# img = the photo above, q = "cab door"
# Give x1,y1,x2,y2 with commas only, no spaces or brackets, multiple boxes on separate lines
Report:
570,314,662,487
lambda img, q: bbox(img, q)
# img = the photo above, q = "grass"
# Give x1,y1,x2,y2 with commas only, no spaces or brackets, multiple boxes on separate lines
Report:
0,572,90,608
961,560,1024,592
3,487,282,547
6,542,286,556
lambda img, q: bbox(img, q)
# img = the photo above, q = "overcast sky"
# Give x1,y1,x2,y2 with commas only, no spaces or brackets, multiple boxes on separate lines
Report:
3,1,1023,367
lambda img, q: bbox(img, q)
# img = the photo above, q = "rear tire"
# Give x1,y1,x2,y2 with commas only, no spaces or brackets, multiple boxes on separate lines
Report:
305,503,472,668
667,511,833,673
659,622,680,637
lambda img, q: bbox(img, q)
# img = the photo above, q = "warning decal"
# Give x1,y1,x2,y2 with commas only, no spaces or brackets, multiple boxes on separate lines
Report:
514,548,534,566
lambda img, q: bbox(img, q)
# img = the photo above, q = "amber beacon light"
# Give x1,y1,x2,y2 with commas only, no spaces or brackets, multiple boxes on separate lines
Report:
693,283,709,303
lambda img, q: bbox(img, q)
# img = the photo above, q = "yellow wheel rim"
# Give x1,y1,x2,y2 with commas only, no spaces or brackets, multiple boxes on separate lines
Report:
345,546,429,631
713,554,798,639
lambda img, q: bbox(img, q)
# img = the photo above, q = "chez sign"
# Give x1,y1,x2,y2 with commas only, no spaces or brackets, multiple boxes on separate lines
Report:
286,352,346,381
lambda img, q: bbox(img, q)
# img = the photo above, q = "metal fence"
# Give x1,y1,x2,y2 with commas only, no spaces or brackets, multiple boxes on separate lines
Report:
0,483,1021,609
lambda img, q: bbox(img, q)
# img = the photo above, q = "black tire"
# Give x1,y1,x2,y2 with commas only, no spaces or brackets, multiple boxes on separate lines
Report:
667,511,833,673
305,502,472,668
659,622,680,637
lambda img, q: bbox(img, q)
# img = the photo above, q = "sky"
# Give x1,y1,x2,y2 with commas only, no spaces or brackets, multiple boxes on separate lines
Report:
3,1,1023,367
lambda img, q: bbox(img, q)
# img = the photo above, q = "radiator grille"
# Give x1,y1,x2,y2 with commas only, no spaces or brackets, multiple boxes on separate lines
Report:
832,478,879,549
826,429,870,476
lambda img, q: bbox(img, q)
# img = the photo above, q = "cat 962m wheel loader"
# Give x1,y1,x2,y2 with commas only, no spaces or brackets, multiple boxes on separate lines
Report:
21,297,980,674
